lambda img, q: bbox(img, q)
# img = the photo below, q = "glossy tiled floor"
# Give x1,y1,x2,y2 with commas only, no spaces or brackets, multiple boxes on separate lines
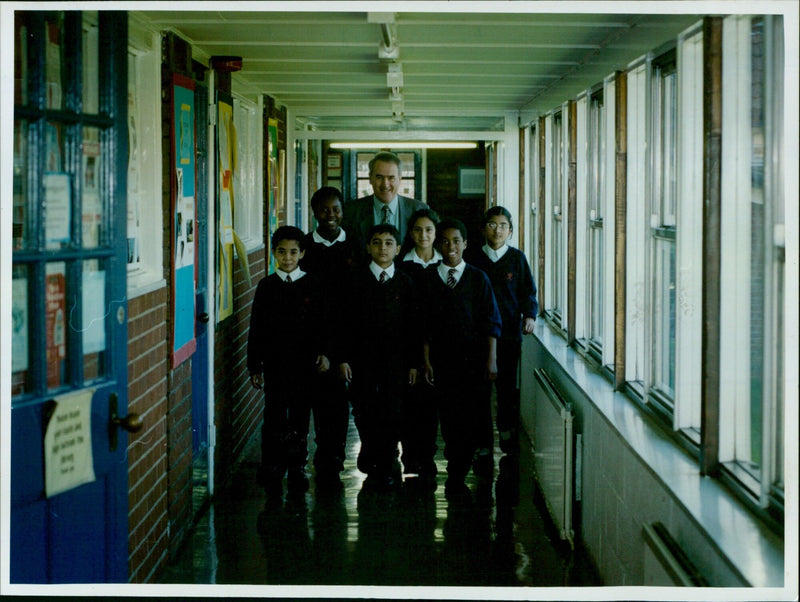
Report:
158,413,600,588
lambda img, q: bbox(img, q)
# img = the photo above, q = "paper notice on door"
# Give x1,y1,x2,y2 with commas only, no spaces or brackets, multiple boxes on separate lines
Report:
44,389,96,498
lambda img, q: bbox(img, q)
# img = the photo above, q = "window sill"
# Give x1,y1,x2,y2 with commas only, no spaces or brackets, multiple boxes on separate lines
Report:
531,320,785,588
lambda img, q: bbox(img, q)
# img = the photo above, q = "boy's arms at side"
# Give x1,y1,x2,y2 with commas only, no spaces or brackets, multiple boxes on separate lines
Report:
487,336,498,381
522,317,536,335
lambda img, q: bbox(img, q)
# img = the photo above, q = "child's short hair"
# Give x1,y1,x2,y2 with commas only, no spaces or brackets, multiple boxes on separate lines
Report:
484,206,513,230
367,223,401,245
310,186,343,212
436,218,468,242
271,225,306,251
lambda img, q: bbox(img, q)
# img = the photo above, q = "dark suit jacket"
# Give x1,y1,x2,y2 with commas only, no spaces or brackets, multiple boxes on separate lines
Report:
342,195,428,247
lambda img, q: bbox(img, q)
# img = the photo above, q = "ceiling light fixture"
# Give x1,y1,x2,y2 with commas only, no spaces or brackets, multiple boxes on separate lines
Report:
330,142,478,150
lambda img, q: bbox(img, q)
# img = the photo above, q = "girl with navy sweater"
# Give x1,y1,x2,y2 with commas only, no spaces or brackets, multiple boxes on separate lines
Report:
468,206,538,458
397,208,442,490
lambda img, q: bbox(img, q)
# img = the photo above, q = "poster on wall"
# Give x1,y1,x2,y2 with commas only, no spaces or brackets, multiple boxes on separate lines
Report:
267,118,279,274
217,98,235,321
171,74,196,368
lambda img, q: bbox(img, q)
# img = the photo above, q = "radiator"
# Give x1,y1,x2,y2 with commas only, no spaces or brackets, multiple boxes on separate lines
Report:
530,367,575,548
642,522,708,586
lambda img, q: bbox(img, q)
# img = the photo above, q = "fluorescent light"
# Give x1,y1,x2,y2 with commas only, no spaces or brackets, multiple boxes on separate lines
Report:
329,142,478,150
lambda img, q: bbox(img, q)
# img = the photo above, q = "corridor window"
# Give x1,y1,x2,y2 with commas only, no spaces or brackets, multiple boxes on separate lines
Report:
232,95,264,248
547,109,566,329
126,26,163,295
719,15,785,507
586,90,605,358
648,49,678,413
673,26,705,436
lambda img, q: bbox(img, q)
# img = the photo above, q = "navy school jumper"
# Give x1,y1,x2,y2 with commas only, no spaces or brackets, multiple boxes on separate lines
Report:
419,264,502,480
468,245,539,449
333,267,421,477
246,272,327,484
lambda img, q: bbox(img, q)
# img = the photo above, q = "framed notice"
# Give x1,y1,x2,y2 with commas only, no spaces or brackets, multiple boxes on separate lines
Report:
458,166,486,198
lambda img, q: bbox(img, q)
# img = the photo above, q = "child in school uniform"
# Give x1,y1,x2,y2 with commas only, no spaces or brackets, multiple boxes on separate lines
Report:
397,208,442,490
299,187,361,488
420,219,502,500
335,224,420,491
247,226,330,505
468,206,538,458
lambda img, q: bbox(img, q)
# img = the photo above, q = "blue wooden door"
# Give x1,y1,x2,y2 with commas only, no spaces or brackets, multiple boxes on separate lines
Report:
10,11,131,583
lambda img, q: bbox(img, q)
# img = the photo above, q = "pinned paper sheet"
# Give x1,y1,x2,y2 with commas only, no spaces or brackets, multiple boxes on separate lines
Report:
44,389,96,498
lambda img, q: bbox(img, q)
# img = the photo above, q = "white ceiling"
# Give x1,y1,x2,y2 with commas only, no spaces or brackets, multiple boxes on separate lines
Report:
134,5,702,134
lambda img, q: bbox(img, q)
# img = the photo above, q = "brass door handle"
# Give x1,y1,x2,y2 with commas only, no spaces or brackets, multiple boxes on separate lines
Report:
111,412,143,433
108,393,143,451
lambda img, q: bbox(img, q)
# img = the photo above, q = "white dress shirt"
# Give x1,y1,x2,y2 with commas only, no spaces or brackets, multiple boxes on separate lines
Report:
482,243,510,262
437,260,466,286
312,228,346,247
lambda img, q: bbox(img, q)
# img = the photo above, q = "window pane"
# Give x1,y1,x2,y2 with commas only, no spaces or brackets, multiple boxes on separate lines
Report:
14,13,28,105
357,179,373,198
82,127,103,248
45,13,65,110
397,152,415,179
44,171,72,250
11,265,32,396
589,227,604,345
46,262,69,390
660,70,677,224
82,259,107,381
13,120,29,250
82,12,99,114
356,152,373,178
653,238,676,399
738,18,766,480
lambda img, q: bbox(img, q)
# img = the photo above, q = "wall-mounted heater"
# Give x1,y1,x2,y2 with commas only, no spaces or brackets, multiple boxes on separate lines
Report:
530,367,575,548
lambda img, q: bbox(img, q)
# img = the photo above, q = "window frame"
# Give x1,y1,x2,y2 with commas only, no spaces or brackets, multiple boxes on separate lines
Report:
125,24,164,297
647,46,679,417
231,93,264,250
718,14,785,512
545,107,567,333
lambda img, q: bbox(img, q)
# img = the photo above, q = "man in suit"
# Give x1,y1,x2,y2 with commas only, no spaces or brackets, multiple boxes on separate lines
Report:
342,151,428,248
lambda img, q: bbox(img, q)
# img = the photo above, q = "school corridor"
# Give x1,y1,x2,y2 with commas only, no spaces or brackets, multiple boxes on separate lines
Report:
157,411,600,589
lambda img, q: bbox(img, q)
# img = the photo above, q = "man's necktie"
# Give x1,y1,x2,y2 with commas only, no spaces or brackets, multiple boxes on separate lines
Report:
379,270,387,284
381,205,390,224
285,275,292,283
447,268,457,288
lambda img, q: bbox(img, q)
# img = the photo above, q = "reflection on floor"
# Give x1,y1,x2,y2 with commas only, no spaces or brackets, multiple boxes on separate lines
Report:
158,413,601,588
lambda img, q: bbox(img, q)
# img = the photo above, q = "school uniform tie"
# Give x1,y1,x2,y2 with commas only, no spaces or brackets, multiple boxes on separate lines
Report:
285,275,292,283
381,205,390,224
379,270,388,284
447,268,457,288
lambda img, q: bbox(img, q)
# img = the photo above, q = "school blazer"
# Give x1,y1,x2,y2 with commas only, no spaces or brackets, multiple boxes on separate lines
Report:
342,195,428,246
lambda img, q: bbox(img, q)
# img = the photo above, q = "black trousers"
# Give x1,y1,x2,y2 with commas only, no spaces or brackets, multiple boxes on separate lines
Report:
259,378,311,485
350,371,403,478
310,371,350,476
476,339,522,453
434,359,491,482
495,339,522,445
400,380,439,475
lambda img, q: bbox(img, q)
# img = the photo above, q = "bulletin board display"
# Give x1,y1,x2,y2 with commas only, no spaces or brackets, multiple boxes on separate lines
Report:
170,74,197,367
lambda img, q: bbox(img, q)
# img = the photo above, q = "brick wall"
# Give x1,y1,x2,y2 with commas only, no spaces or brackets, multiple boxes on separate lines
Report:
212,248,265,483
166,359,193,557
126,287,170,583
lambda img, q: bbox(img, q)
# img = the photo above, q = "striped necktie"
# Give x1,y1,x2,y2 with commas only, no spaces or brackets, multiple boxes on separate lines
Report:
379,270,388,284
381,205,390,224
446,268,457,288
